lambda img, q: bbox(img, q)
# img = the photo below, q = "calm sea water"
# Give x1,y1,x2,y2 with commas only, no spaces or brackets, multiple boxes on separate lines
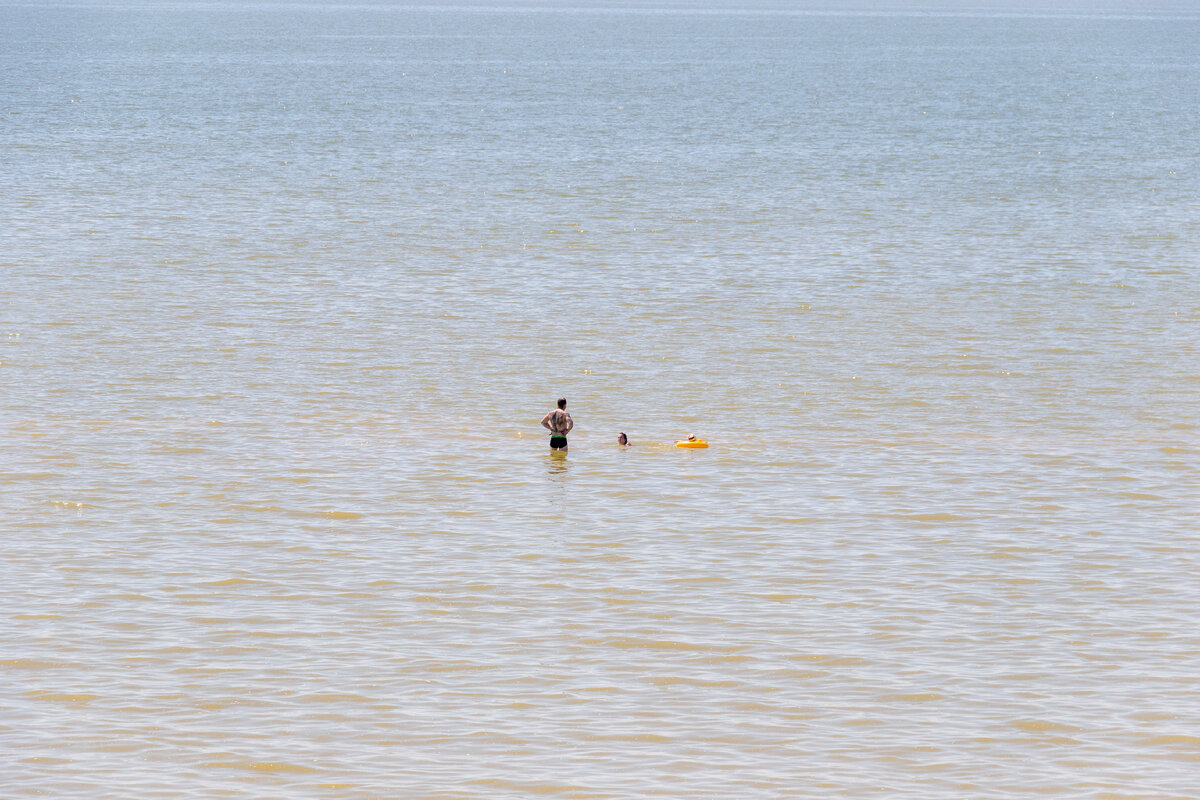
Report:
2,1,1198,798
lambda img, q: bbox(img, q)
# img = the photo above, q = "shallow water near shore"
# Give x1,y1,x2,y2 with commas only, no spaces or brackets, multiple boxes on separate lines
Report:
2,1,1199,798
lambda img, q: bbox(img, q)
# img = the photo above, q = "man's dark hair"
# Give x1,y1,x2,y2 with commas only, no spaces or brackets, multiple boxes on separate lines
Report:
557,398,567,409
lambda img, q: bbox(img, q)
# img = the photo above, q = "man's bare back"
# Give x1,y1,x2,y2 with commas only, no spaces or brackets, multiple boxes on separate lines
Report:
540,398,573,451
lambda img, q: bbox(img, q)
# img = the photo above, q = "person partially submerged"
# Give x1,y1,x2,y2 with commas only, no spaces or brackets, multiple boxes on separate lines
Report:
617,432,630,446
541,397,574,451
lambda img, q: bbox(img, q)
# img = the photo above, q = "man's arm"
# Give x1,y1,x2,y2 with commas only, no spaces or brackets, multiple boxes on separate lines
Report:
540,411,553,431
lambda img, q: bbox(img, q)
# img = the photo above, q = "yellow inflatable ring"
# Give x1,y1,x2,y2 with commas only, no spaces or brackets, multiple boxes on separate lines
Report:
675,439,709,448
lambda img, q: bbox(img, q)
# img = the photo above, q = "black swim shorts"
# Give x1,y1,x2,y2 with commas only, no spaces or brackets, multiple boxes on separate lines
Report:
549,436,568,449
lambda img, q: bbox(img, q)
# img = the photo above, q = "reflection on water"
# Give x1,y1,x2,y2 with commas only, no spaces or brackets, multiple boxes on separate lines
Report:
546,449,570,477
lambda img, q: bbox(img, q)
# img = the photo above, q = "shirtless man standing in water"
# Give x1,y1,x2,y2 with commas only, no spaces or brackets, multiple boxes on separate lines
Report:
540,397,573,451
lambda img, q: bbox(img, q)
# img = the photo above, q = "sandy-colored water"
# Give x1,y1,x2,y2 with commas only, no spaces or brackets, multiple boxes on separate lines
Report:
3,2,1198,797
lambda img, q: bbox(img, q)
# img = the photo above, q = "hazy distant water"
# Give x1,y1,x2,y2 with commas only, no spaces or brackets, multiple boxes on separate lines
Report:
2,1,1198,798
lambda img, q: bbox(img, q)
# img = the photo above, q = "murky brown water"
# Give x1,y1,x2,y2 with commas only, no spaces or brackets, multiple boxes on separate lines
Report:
3,2,1198,797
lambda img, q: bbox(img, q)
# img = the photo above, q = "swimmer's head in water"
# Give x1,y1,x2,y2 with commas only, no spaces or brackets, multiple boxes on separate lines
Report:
617,432,628,445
